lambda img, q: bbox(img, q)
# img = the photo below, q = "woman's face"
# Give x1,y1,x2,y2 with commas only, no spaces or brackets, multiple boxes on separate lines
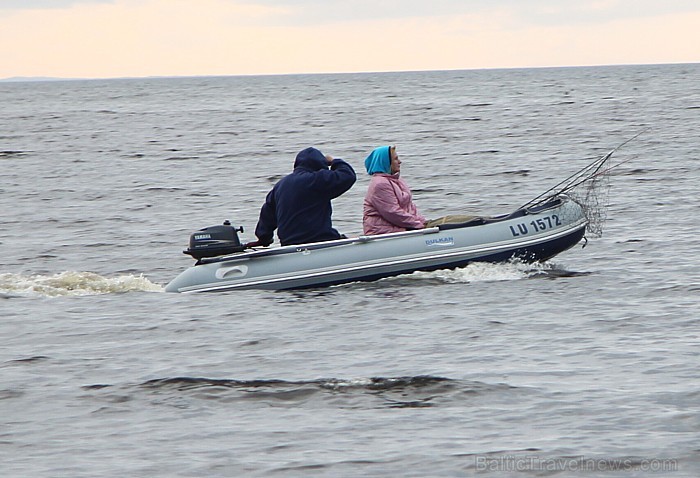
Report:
389,147,401,174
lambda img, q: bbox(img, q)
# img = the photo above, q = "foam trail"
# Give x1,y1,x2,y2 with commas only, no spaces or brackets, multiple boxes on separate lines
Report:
0,271,164,297
407,259,552,284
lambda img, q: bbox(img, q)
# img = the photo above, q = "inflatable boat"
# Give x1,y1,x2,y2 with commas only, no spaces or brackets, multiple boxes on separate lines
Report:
165,133,647,292
165,194,587,293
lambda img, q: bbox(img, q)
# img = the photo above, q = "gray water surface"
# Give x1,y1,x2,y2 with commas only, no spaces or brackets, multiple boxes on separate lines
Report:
1,64,699,477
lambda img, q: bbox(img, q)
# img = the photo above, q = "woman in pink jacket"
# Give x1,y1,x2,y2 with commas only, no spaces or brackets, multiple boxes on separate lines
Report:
363,145,427,235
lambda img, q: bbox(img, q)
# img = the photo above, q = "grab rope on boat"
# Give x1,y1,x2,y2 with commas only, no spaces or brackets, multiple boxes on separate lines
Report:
519,130,646,238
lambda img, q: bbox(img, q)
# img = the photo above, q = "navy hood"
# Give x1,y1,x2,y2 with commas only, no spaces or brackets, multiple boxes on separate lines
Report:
293,147,328,171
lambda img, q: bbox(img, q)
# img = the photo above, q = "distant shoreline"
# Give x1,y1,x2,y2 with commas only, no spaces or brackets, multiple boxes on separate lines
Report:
2,62,698,83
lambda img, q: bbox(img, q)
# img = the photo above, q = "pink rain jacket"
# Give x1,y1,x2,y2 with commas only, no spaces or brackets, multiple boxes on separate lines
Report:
363,173,426,235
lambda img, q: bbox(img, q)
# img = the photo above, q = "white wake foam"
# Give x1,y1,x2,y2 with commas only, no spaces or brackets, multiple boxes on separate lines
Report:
0,271,164,297
406,259,552,284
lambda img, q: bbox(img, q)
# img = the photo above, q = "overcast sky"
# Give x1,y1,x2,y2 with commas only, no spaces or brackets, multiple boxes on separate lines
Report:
1,0,698,78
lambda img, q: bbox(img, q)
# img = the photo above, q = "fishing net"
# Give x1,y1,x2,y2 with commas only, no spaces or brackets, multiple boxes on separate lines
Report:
519,132,644,239
565,160,612,237
519,150,616,238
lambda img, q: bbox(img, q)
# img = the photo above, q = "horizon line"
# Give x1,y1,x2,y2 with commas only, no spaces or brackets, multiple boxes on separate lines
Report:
1,61,697,83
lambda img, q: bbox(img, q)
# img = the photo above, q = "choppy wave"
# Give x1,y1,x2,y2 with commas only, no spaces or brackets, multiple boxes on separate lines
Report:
0,150,28,158
82,375,520,409
0,271,164,297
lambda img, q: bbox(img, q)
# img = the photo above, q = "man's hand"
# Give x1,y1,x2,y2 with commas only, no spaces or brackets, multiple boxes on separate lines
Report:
325,154,334,164
244,239,271,248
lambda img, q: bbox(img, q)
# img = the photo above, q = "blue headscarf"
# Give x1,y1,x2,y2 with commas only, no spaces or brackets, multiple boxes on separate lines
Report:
364,146,391,175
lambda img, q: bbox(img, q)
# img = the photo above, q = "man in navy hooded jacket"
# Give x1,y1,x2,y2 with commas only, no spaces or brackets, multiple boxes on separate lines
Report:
250,147,356,247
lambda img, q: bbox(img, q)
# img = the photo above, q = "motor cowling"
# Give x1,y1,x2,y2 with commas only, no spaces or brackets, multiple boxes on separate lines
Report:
184,220,246,260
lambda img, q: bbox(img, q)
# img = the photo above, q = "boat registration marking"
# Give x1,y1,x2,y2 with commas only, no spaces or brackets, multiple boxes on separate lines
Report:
425,236,454,247
510,214,562,237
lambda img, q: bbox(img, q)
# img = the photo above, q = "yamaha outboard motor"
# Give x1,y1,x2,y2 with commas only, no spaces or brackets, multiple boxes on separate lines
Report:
184,220,246,260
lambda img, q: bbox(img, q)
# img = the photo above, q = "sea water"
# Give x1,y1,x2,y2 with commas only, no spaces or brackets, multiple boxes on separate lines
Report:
1,64,699,477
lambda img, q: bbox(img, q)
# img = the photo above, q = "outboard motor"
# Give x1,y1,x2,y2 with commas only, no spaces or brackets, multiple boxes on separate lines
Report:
184,220,246,260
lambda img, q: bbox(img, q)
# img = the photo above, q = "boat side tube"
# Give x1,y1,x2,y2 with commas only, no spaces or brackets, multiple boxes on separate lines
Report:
196,227,442,265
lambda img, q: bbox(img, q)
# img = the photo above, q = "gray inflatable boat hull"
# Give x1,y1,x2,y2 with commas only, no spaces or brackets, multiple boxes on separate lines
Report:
166,196,586,293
